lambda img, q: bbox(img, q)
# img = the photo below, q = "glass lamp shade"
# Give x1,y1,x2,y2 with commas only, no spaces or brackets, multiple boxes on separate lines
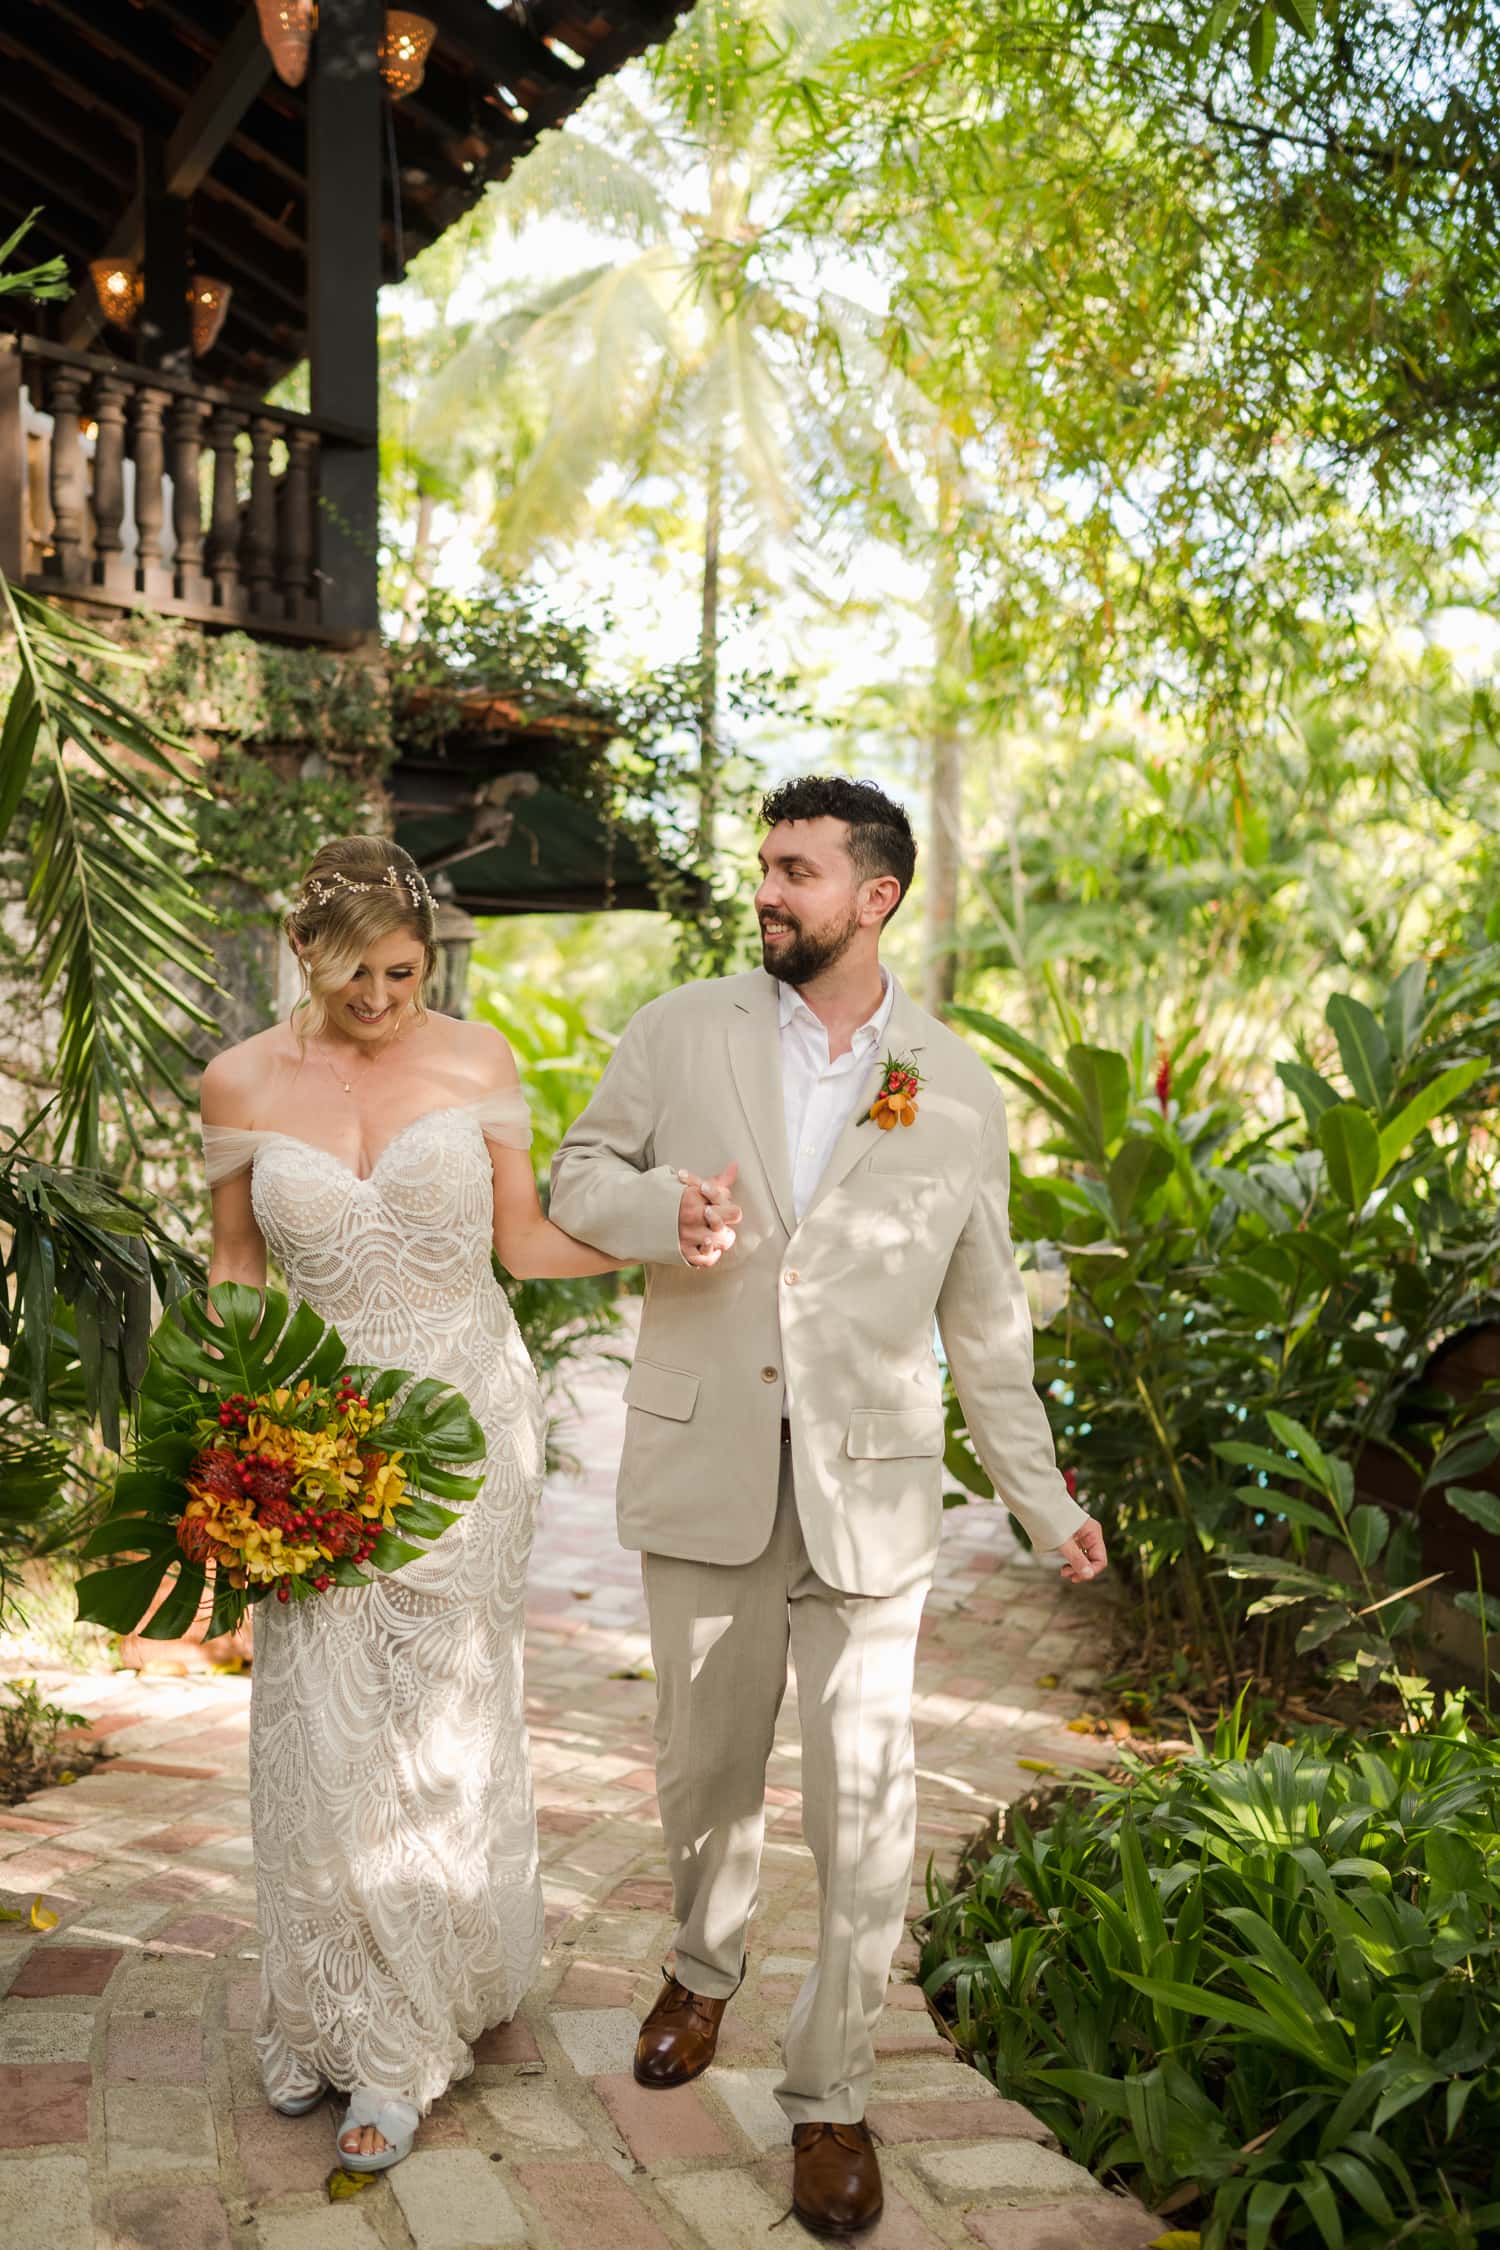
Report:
255,0,317,88
188,276,232,357
379,11,437,99
89,258,143,329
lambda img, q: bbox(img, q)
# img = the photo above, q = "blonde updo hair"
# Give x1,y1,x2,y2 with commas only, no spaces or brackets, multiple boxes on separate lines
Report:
284,836,439,1045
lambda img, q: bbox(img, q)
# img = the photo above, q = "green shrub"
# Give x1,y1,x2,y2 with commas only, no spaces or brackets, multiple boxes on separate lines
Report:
921,1703,1500,2248
946,947,1500,1696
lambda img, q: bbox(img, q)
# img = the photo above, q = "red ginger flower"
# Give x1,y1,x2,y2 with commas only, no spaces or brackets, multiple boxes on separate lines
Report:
1155,1052,1172,1115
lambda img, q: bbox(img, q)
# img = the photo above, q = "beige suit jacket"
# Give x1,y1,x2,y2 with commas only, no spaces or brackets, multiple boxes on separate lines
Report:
548,969,1088,1596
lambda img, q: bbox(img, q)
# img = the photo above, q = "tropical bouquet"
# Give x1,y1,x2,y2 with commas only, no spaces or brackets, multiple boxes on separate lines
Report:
75,1283,487,1639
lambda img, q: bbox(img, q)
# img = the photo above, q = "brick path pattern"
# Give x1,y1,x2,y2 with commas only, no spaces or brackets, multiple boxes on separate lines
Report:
0,1351,1158,2250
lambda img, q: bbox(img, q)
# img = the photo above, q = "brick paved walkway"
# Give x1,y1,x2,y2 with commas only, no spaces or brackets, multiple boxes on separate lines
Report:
0,1345,1158,2250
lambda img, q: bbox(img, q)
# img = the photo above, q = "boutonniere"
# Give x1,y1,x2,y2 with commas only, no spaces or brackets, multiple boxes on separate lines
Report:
863,1051,924,1130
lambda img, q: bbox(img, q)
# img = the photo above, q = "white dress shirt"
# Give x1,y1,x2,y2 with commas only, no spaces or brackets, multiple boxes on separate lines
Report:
779,969,896,1221
777,969,895,1409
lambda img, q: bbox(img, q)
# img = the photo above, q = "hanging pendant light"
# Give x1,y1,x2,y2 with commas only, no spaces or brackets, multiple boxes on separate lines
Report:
89,257,143,329
188,276,232,356
255,0,317,88
379,11,437,99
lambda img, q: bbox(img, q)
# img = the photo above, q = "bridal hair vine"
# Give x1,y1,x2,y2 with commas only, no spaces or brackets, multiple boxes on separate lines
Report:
298,865,436,917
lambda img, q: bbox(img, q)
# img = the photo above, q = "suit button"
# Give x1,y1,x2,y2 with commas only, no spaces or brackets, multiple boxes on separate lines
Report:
783,1270,800,1287
760,1366,778,1383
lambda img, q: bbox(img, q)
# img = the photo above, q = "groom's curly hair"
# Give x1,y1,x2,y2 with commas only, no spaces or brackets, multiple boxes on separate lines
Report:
760,775,917,919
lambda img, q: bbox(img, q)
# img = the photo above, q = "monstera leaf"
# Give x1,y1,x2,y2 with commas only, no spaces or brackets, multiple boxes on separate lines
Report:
76,1284,487,1639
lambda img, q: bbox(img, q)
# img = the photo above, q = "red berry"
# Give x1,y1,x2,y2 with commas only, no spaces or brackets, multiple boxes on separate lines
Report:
314,1575,330,1592
276,1583,290,1604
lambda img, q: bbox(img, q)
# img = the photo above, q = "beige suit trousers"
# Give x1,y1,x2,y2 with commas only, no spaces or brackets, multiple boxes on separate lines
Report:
642,1445,930,2125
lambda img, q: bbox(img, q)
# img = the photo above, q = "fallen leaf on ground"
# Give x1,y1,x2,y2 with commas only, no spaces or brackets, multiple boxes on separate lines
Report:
608,1667,655,1681
1017,1758,1058,1774
0,1906,20,1923
1149,2234,1201,2249
570,1589,593,1601
327,2168,376,2200
30,1897,59,1930
1065,1717,1098,1734
1035,1673,1059,1688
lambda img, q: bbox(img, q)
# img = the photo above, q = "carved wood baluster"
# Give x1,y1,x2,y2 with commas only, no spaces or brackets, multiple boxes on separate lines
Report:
46,364,88,585
243,416,278,617
0,342,22,583
277,427,318,623
131,387,172,603
169,395,211,607
205,406,247,613
91,373,132,596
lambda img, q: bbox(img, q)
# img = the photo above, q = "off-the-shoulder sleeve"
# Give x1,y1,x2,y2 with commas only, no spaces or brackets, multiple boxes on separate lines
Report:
465,1087,532,1152
201,1123,281,1186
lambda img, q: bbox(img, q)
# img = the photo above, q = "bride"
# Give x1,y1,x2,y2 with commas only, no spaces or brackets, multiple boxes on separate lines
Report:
200,835,619,2171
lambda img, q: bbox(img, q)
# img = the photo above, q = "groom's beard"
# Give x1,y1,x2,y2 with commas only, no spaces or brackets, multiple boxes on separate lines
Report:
759,904,862,988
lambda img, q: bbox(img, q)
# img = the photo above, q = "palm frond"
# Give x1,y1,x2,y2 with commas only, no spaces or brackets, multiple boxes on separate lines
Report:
1,577,221,1165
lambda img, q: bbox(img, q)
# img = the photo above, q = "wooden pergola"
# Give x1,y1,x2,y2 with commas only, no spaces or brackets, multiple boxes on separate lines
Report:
0,0,693,641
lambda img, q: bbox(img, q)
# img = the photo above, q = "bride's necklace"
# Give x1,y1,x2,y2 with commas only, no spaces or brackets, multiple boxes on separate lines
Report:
316,1021,409,1096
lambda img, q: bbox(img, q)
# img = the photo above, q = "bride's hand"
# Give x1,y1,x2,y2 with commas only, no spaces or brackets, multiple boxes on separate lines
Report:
677,1161,742,1268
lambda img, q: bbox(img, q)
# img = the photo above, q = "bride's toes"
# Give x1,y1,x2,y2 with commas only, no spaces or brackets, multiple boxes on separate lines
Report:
340,2125,388,2157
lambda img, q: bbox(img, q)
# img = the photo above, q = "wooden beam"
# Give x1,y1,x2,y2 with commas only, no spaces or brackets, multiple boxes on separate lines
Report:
60,8,271,348
165,9,272,199
308,0,382,637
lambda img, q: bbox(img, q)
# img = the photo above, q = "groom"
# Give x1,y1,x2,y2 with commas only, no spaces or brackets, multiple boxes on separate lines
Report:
549,776,1106,2237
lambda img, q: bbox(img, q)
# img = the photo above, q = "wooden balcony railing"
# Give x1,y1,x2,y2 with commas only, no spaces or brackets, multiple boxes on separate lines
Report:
0,336,378,644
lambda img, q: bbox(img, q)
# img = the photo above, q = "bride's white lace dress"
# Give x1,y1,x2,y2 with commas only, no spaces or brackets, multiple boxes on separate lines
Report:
202,1095,547,2111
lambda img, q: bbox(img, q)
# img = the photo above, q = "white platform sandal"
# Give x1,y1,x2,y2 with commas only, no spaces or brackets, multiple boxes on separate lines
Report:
272,2087,327,2118
335,2090,419,2173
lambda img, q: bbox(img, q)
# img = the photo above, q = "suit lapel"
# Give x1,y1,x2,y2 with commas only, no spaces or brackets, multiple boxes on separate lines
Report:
728,975,797,1238
801,977,929,1221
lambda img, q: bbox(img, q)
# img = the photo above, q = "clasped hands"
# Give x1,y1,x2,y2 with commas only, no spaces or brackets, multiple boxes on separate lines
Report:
676,1160,742,1268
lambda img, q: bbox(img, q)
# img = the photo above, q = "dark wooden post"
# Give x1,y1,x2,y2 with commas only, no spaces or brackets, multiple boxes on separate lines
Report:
141,144,193,375
205,405,247,611
169,394,211,605
132,386,173,602
308,0,382,637
243,415,278,616
91,374,134,597
46,363,89,586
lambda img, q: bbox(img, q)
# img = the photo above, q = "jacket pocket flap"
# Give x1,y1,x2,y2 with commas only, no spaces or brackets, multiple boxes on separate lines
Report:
846,1408,945,1461
624,1358,701,1423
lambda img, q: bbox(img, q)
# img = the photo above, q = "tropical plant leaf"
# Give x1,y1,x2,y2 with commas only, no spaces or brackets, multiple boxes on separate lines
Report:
1326,995,1392,1109
0,575,220,1167
1443,1485,1500,1537
1316,1104,1379,1211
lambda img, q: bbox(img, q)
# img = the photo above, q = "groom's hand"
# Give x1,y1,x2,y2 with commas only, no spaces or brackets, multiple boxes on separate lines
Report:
677,1161,742,1268
1053,1519,1107,1586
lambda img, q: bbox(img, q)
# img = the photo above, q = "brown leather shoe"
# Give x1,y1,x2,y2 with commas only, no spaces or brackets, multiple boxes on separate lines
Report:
791,2121,884,2237
633,1975,733,2088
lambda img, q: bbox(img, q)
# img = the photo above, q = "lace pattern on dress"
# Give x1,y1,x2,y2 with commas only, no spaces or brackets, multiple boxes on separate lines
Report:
200,1087,532,1187
201,1099,546,2111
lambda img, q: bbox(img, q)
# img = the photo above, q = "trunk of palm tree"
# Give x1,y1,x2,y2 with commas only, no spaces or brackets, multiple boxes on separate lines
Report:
696,428,723,865
924,470,967,1018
